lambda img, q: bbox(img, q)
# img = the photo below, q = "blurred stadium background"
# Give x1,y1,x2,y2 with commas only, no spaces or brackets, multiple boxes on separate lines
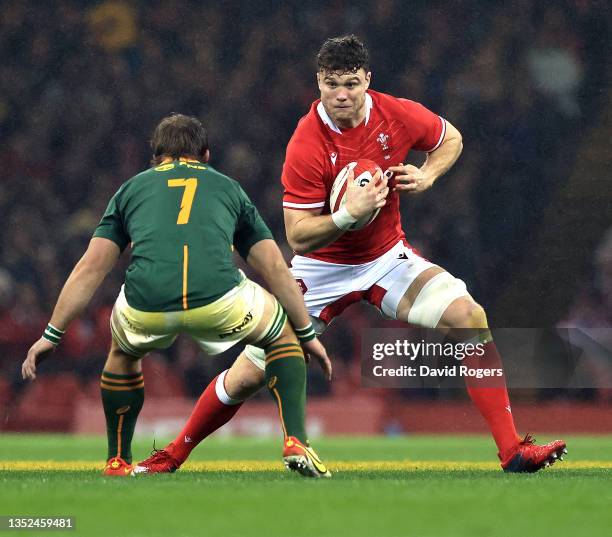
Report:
0,0,611,441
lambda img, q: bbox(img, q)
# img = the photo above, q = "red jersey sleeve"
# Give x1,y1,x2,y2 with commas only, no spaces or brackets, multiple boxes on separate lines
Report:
397,98,446,152
282,138,327,210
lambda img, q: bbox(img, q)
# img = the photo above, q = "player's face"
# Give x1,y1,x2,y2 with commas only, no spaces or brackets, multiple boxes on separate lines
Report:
317,69,371,128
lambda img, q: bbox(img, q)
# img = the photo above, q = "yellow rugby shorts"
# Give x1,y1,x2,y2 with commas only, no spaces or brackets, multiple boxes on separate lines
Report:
110,275,267,359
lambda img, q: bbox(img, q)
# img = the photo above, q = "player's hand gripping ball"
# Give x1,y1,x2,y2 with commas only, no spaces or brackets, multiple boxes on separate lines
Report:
329,159,384,231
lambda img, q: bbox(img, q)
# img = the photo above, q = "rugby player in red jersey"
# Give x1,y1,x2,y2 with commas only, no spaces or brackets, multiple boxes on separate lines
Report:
138,36,566,474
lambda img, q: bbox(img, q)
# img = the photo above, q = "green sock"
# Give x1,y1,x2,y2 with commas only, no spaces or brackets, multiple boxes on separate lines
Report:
264,342,307,444
100,371,144,464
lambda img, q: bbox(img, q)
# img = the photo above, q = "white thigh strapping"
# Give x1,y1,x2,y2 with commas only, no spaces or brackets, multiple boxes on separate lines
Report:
406,272,469,328
378,248,437,319
244,344,266,370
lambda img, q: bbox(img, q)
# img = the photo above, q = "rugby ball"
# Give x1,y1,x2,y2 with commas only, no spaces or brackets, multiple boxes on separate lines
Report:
329,159,383,231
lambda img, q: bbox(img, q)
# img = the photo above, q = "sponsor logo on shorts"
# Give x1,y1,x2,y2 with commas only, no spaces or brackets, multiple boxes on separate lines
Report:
116,405,131,415
120,311,144,335
219,311,253,339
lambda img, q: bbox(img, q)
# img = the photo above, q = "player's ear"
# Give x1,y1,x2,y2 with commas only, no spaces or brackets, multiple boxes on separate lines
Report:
364,71,371,90
316,71,324,91
202,149,210,163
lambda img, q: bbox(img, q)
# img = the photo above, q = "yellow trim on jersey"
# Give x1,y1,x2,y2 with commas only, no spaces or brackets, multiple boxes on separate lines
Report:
182,244,189,310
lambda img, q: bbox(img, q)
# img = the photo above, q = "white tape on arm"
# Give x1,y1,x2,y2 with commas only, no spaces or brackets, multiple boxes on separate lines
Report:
331,206,358,230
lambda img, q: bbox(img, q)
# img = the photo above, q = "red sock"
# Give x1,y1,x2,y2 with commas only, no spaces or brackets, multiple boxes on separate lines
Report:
463,341,520,458
167,370,242,465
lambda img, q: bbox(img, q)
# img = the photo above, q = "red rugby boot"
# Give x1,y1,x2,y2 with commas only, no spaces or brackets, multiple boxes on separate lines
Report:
131,447,181,475
501,434,567,473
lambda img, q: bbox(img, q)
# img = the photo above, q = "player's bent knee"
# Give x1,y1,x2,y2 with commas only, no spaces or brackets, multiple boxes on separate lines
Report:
225,356,266,399
105,339,142,375
443,298,488,329
407,272,469,328
467,302,488,329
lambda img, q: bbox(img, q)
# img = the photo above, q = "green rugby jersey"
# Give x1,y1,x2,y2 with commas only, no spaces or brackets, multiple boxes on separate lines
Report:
93,160,273,312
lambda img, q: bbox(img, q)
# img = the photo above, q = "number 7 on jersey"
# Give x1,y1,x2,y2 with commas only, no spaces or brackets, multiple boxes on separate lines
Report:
167,178,198,224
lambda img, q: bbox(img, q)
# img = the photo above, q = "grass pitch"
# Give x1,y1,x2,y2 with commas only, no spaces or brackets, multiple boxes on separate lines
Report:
0,435,610,537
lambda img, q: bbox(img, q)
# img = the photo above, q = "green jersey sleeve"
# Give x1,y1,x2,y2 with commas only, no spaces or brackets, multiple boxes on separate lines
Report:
93,187,130,252
233,184,274,259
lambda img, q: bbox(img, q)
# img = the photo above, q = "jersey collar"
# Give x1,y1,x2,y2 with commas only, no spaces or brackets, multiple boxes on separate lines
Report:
160,157,204,164
317,92,373,134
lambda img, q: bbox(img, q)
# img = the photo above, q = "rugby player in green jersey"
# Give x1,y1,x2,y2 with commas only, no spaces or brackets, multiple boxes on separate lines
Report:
22,114,332,478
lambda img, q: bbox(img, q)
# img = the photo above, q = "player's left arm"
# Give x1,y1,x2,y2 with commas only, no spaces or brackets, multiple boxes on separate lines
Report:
390,120,463,194
22,237,121,380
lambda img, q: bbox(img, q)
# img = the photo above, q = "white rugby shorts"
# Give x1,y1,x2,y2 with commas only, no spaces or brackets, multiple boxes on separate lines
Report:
243,240,470,370
291,240,436,324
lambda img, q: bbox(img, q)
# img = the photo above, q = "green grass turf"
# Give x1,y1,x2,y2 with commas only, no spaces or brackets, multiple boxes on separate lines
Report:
3,433,612,461
1,435,611,537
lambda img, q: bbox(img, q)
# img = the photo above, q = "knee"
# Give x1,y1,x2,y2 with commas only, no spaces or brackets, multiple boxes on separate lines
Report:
224,361,265,401
447,299,488,329
105,343,142,374
238,366,265,390
230,373,265,400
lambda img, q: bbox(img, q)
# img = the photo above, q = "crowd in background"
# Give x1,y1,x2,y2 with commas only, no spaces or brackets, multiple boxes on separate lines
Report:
0,0,609,402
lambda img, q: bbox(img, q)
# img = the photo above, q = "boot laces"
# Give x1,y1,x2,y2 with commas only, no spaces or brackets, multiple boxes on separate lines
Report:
520,433,535,446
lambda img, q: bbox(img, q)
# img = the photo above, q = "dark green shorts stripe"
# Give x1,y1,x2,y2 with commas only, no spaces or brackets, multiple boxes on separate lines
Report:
258,304,284,346
265,304,283,336
110,324,143,357
260,311,287,347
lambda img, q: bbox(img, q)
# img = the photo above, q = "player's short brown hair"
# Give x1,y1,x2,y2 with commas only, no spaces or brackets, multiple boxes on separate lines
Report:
150,114,209,165
317,35,369,74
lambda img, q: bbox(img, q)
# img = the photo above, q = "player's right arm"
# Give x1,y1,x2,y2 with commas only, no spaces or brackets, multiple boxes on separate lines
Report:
283,142,386,255
284,207,342,255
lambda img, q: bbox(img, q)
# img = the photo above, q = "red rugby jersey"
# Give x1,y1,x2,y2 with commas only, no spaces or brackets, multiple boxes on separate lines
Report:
282,89,445,264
